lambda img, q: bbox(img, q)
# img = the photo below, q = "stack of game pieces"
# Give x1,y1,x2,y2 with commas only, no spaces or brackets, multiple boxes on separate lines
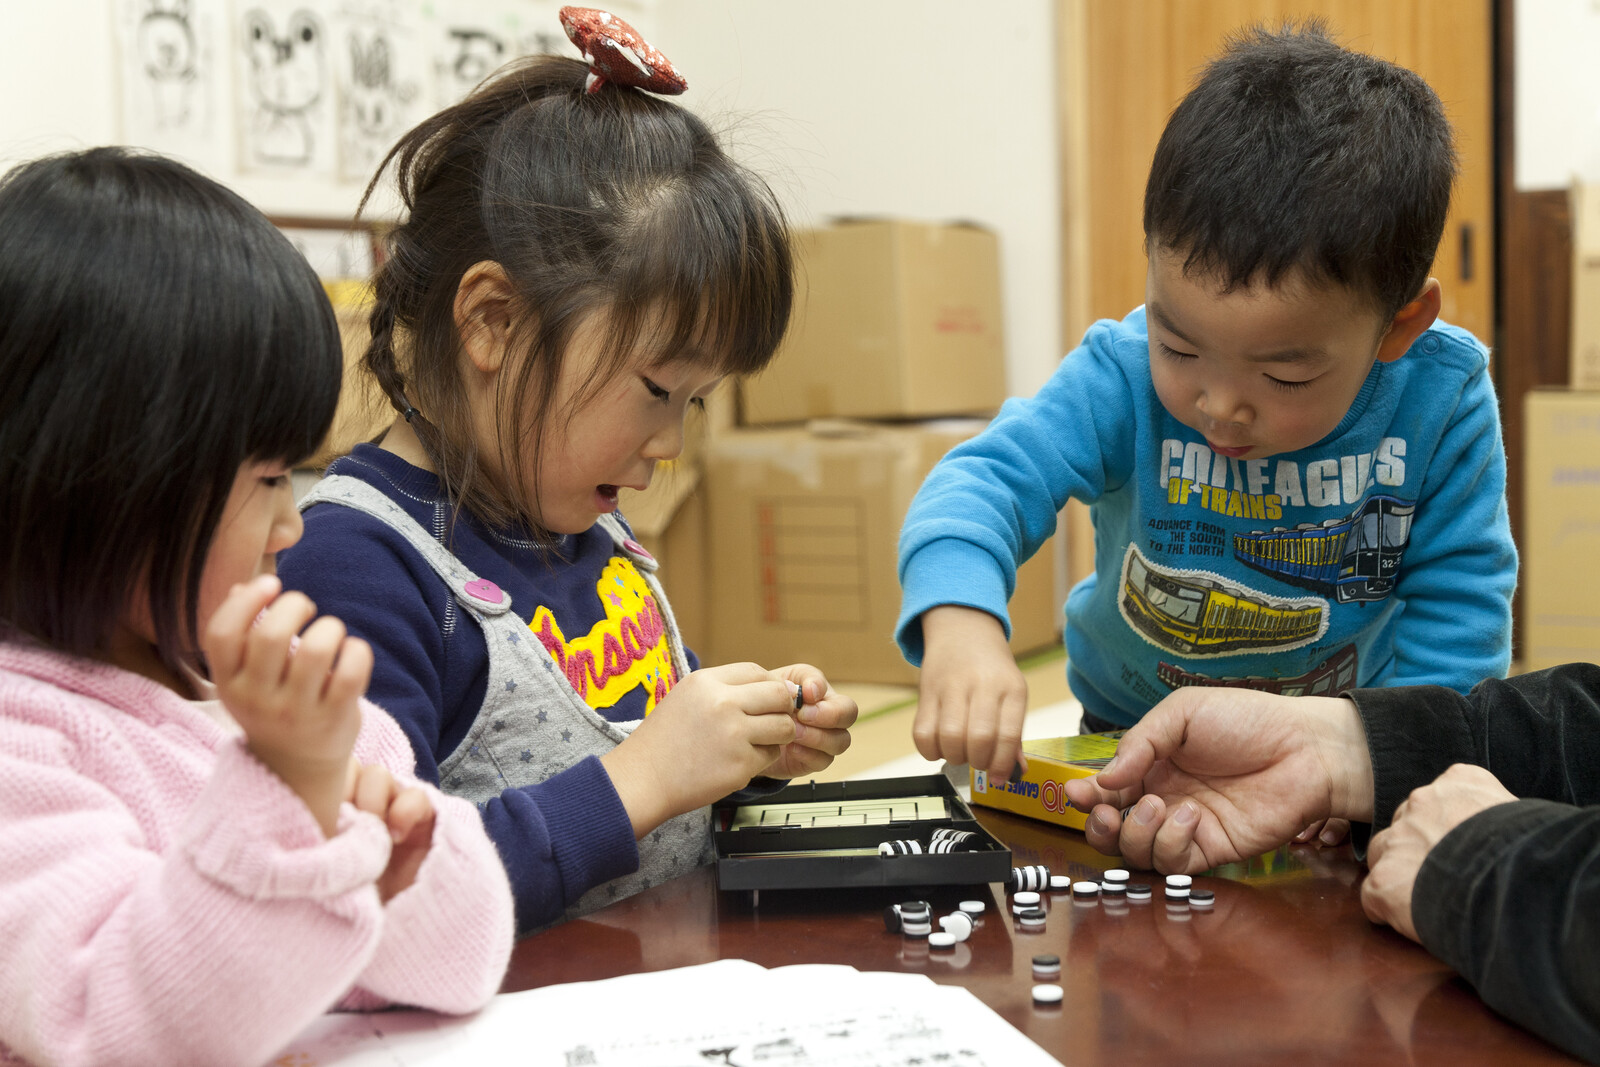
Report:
1011,864,1051,891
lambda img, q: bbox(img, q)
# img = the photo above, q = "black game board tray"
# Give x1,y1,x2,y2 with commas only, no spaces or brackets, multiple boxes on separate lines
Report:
713,774,1012,891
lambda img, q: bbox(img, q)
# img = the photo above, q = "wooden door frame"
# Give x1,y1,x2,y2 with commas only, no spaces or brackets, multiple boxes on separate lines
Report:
1494,0,1572,660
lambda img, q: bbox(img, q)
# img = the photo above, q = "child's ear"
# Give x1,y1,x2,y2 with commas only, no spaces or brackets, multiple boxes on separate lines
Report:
1374,278,1442,364
453,261,517,376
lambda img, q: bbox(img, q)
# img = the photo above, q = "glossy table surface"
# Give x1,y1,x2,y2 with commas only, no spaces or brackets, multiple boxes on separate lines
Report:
506,806,1579,1065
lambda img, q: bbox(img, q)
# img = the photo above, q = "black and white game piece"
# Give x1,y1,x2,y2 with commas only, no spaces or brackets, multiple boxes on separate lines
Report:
1010,864,1050,892
1031,954,1061,980
959,900,986,916
1190,888,1215,907
877,839,924,856
1126,883,1152,901
1032,983,1064,1005
1018,908,1047,927
928,931,956,949
1071,880,1100,898
939,911,973,941
1049,874,1072,891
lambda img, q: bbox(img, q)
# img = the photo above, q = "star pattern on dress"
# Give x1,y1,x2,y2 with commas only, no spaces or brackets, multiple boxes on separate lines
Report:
520,750,534,763
607,591,623,607
560,728,572,742
536,709,549,723
492,720,508,731
507,631,520,645
506,679,518,692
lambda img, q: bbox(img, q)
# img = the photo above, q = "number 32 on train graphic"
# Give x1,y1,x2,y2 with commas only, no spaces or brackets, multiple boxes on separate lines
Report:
1121,494,1416,658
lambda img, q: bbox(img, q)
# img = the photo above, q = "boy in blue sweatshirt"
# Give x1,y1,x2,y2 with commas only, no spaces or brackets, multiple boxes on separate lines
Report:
896,25,1515,782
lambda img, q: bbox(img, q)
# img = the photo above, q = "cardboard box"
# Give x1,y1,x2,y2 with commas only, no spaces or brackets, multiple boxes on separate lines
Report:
1523,389,1600,669
703,419,1060,684
968,732,1124,832
1572,182,1600,390
740,220,1006,425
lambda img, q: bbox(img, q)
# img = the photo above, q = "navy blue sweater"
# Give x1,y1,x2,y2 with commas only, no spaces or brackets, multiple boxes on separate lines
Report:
279,446,699,929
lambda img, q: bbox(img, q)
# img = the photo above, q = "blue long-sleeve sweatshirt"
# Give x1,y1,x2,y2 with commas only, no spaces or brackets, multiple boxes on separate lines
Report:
897,308,1516,726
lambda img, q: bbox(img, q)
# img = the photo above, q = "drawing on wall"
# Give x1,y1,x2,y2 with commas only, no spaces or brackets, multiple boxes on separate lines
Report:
116,0,223,159
335,2,422,180
238,2,336,174
423,1,566,107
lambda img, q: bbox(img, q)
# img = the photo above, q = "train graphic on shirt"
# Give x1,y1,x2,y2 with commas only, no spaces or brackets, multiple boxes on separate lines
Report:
1120,544,1327,657
1157,643,1358,696
1232,494,1415,603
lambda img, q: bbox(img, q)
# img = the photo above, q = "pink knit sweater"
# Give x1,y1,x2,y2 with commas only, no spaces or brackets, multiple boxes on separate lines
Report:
0,640,515,1067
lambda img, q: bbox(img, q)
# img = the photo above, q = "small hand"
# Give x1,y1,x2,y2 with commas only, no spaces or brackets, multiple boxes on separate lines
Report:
347,759,437,903
762,667,857,780
601,661,801,838
912,606,1029,779
1361,763,1515,942
202,574,373,836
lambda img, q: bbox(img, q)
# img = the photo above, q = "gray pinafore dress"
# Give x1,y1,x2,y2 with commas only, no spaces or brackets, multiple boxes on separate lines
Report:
299,475,714,922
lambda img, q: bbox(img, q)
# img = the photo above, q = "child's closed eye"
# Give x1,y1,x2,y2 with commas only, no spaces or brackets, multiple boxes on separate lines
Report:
642,377,671,402
1154,340,1196,361
1265,374,1316,392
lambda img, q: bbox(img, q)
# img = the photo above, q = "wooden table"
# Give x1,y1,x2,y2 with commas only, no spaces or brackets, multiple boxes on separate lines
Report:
506,806,1580,1065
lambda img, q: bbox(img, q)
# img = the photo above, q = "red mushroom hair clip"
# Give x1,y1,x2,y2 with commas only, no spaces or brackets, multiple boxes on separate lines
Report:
558,7,687,95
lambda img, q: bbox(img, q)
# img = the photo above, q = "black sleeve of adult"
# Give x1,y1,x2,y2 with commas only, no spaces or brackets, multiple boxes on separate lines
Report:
1412,800,1600,1064
1346,661,1600,835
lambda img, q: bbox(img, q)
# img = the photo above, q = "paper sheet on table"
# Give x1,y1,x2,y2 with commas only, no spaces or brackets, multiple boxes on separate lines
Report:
279,958,1064,1066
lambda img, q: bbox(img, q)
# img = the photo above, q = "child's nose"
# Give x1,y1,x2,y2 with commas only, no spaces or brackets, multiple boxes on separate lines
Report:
1198,386,1249,425
643,419,685,461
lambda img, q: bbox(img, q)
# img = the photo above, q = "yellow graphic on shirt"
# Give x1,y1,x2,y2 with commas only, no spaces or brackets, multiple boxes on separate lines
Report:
530,556,678,714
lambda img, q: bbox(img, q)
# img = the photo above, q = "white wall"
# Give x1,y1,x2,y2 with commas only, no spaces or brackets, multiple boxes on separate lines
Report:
0,0,1062,396
662,0,1062,396
1516,0,1600,190
0,0,371,216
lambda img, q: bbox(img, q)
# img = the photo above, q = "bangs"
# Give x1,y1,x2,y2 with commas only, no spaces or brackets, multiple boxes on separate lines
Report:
612,168,793,377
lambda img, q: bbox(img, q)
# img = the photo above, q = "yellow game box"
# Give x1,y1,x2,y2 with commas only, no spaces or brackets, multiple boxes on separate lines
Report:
969,732,1124,831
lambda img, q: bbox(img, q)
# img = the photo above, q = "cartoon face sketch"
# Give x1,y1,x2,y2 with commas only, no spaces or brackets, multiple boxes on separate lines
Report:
447,28,505,90
242,7,326,165
345,28,416,139
137,0,197,127
347,31,394,136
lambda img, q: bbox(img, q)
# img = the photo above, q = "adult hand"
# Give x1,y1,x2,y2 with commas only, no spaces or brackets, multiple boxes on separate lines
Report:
203,575,373,837
1361,763,1516,941
912,605,1029,779
1062,687,1375,873
762,665,857,780
347,760,437,903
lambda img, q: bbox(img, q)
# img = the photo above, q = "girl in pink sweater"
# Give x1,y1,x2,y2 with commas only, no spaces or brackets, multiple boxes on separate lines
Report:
0,148,514,1067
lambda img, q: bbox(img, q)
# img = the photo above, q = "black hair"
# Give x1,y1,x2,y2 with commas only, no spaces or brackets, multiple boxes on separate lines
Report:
360,54,793,534
0,147,342,668
1143,22,1457,318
